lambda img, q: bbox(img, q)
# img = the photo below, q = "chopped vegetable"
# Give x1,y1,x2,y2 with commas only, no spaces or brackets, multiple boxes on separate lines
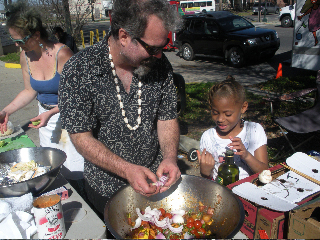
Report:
32,120,41,126
126,203,215,239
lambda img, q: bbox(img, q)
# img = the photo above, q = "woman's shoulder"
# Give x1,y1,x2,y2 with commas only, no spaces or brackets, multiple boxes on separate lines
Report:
53,42,72,55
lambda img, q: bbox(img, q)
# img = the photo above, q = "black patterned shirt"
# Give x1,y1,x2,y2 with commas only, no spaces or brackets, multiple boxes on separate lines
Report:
58,37,177,198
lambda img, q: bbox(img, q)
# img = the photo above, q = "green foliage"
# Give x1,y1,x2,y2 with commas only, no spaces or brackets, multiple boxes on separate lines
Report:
0,52,20,64
256,76,316,94
179,82,215,123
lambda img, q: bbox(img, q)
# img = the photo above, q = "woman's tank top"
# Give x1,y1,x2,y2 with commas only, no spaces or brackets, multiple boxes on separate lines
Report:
28,45,66,105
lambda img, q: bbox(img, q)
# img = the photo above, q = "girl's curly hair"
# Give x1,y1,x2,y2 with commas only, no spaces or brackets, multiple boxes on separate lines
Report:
208,75,246,108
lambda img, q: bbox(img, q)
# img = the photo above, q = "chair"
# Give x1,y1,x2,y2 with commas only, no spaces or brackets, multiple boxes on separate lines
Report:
265,70,320,160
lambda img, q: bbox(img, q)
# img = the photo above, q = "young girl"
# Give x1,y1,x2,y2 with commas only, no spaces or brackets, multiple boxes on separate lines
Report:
197,76,269,181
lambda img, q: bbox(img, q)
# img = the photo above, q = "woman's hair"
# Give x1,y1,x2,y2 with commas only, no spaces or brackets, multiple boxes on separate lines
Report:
6,2,48,40
208,75,246,107
110,0,182,39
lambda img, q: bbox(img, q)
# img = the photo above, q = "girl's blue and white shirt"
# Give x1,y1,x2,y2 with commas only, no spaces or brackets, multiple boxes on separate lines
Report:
200,121,267,181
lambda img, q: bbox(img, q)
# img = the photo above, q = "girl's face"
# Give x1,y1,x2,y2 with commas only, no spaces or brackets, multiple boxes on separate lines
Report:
211,96,248,137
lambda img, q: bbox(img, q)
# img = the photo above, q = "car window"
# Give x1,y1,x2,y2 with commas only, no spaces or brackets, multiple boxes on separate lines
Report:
207,1,212,6
217,16,253,32
205,20,219,34
253,2,265,6
190,20,206,34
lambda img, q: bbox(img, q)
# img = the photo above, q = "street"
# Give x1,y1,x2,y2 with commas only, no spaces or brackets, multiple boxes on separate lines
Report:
83,17,316,86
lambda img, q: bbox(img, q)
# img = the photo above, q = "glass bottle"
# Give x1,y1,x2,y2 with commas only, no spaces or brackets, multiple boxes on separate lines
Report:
217,149,239,186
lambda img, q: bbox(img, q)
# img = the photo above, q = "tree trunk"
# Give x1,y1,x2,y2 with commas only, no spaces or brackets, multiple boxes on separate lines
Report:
62,0,72,35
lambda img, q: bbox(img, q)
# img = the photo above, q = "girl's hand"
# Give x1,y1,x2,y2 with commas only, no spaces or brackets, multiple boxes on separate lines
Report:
228,136,249,159
197,148,215,178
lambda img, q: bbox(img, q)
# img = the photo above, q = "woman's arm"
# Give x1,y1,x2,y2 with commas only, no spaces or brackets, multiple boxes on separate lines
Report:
1,51,37,117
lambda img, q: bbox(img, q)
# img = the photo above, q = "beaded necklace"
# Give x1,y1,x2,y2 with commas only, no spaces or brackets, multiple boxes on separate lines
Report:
108,46,142,130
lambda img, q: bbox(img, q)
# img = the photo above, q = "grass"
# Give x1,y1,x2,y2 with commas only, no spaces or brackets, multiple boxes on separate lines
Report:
0,52,20,64
179,75,318,163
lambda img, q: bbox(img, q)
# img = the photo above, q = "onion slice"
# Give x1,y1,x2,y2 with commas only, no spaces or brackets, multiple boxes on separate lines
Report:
131,217,142,229
171,210,185,216
168,222,183,233
155,232,166,239
136,208,152,222
184,232,194,239
153,216,168,228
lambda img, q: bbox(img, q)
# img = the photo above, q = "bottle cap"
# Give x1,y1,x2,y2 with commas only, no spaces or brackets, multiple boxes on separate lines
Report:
225,149,234,156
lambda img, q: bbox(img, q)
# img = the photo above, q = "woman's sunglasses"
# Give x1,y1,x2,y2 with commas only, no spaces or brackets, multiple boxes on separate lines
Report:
135,38,170,56
10,34,32,45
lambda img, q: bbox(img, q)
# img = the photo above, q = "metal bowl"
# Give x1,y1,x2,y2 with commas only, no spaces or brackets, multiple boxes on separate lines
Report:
0,147,66,198
104,174,244,239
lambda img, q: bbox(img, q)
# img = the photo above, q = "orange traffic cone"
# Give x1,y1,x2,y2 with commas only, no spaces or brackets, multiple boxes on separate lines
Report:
275,63,282,79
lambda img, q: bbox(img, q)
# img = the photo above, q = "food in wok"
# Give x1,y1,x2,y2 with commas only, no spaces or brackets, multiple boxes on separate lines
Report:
0,147,66,197
126,200,222,239
0,160,51,186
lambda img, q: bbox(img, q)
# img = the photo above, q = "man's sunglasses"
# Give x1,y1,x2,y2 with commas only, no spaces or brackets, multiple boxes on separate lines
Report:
135,38,170,56
10,34,32,45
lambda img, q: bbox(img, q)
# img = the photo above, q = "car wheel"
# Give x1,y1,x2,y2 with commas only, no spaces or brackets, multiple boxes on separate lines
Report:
281,16,292,28
181,43,194,61
227,47,244,68
187,148,198,162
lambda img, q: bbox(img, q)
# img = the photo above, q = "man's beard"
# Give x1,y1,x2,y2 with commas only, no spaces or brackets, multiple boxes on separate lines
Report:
133,57,158,78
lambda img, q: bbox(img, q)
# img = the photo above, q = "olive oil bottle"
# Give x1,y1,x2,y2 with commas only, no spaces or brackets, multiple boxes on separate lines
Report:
217,149,239,186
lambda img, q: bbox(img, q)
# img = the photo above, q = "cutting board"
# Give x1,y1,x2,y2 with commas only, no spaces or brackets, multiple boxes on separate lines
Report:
0,134,36,153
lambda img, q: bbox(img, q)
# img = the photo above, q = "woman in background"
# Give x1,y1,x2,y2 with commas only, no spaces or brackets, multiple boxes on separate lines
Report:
0,3,85,194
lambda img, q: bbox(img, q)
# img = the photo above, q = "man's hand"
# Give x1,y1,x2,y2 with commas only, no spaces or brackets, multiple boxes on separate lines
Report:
125,165,159,197
156,158,181,193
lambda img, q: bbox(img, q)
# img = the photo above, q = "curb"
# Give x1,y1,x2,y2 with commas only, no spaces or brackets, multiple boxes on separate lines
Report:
4,63,21,68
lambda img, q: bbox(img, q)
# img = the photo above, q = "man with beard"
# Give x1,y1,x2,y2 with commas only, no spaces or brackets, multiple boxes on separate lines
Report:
58,0,182,217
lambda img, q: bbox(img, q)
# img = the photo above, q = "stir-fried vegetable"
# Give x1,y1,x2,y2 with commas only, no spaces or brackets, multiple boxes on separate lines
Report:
126,202,217,239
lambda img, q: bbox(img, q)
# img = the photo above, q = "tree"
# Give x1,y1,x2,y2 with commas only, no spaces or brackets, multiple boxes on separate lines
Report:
33,0,91,42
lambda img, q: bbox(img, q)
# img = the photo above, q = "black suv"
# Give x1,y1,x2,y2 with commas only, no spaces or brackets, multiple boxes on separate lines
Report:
176,11,280,67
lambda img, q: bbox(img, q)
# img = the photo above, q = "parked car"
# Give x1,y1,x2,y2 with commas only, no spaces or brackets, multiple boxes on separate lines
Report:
252,2,280,14
175,11,280,67
279,3,295,28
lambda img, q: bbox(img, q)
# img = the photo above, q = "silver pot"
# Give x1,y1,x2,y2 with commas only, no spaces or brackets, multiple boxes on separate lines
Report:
104,174,244,238
0,147,66,197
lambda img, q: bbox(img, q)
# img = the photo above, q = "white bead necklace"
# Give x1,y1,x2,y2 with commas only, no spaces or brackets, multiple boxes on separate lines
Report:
108,46,142,131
